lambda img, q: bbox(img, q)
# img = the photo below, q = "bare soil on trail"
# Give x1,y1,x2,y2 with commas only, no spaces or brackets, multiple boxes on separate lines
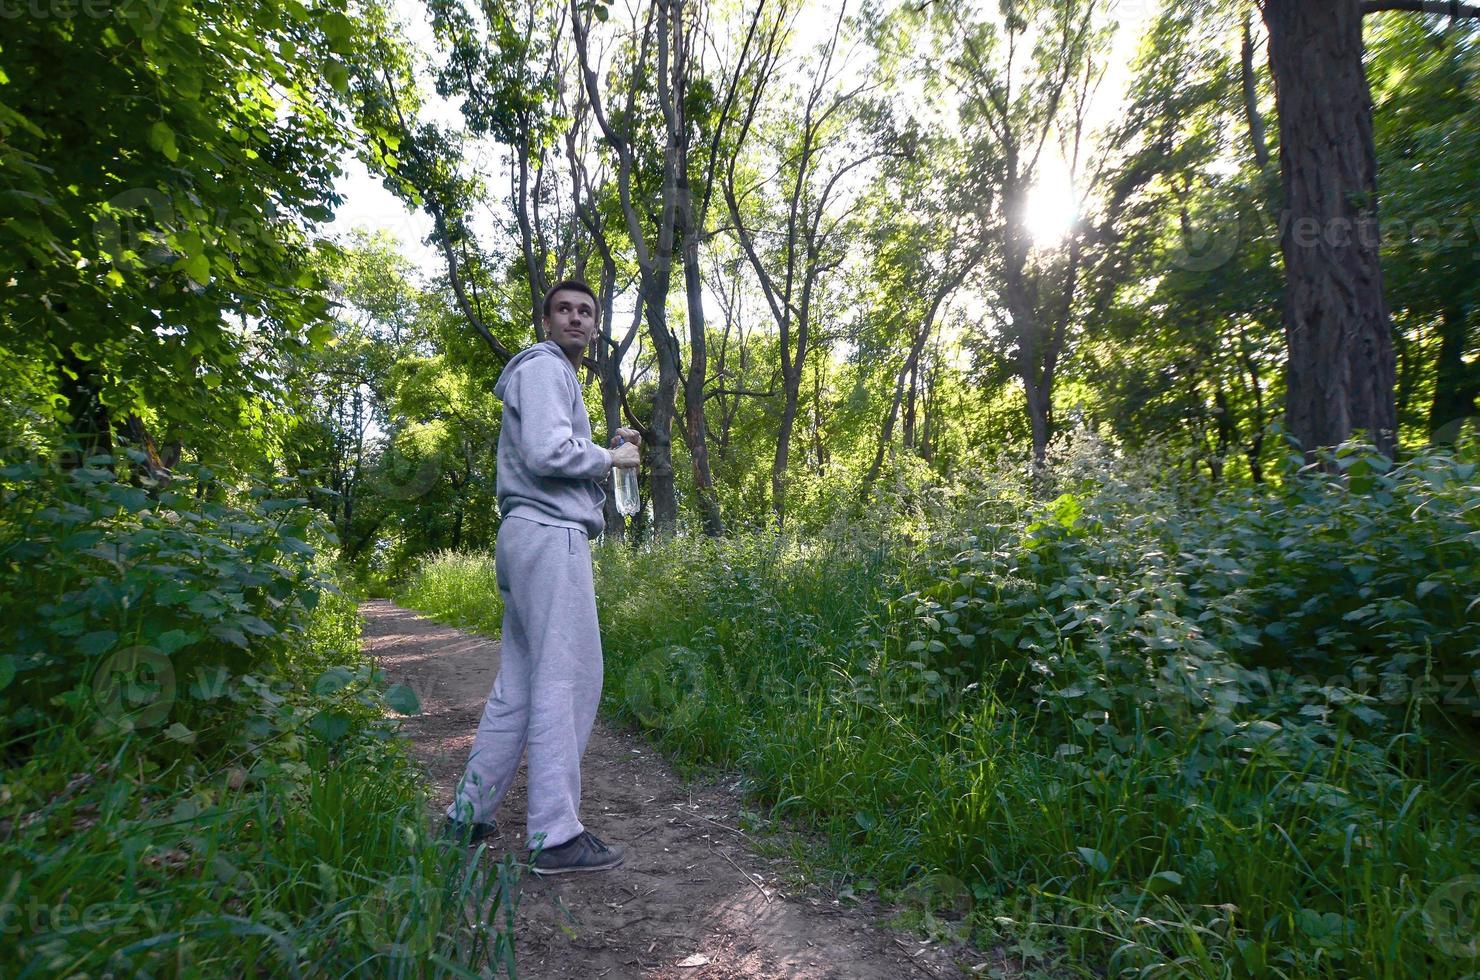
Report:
360,600,1005,980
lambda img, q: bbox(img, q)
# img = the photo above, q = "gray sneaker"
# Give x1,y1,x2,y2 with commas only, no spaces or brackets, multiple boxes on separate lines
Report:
441,817,498,845
531,830,626,876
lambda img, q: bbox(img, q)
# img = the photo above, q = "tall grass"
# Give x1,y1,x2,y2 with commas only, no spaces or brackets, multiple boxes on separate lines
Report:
402,440,1480,977
1,458,518,976
399,550,503,635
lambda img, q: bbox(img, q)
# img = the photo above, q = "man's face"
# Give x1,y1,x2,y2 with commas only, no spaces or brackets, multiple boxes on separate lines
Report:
543,289,598,359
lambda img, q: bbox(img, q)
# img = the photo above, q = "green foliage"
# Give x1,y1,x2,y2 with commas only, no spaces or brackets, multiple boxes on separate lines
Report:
441,437,1480,977
1368,16,1480,442
0,456,345,751
0,0,373,441
0,458,519,974
399,550,504,634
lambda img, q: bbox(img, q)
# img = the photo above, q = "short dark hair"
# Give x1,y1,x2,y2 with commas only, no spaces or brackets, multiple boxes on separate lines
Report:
541,279,599,317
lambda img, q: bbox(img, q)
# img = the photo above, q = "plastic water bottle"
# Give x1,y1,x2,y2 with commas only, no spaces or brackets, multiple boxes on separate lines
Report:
613,438,640,517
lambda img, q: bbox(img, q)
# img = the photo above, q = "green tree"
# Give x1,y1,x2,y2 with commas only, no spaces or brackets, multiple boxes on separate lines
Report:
1,0,371,466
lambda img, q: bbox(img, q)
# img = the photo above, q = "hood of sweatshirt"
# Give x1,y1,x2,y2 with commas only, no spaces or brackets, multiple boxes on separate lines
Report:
494,340,572,403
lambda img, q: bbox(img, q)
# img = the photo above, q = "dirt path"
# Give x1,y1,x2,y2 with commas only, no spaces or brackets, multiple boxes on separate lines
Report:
359,600,995,980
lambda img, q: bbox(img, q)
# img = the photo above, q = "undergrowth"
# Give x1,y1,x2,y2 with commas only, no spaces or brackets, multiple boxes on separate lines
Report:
403,438,1480,978
1,453,518,976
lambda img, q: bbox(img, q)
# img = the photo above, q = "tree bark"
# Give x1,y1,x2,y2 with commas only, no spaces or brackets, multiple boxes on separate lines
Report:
667,0,725,537
1241,16,1270,170
572,0,681,533
642,273,681,533
680,233,725,536
1263,0,1397,458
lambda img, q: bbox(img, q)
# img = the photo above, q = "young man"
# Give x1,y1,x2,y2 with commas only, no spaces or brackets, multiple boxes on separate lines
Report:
443,279,640,875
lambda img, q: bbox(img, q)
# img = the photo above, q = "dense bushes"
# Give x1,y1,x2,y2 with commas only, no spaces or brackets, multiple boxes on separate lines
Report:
570,439,1477,977
398,439,1479,974
0,455,516,975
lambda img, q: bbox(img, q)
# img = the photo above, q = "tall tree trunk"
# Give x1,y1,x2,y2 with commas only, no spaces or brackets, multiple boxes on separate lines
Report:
594,260,626,539
1263,0,1397,458
1023,373,1053,470
1430,303,1478,442
902,358,918,451
57,351,112,469
1241,16,1271,170
572,0,681,534
1236,323,1268,483
515,129,547,338
643,273,681,533
681,233,725,536
772,378,800,529
810,356,827,475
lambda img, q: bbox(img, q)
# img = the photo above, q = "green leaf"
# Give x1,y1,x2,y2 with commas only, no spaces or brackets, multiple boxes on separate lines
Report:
154,629,199,655
148,121,179,161
314,666,354,695
209,624,249,648
309,710,351,742
1145,870,1183,896
180,252,210,283
1076,847,1110,874
321,11,354,47
385,682,420,715
238,615,277,637
0,655,15,692
324,59,349,94
164,722,197,744
107,485,151,513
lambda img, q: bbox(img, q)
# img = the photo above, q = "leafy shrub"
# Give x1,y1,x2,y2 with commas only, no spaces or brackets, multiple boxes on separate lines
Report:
0,456,353,754
0,454,519,974
573,438,1480,977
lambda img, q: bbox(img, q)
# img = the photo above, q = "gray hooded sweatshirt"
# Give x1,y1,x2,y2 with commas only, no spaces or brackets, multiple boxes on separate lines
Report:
493,340,612,537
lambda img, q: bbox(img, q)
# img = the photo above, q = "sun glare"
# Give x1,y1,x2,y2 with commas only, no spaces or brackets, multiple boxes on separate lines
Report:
1024,178,1079,246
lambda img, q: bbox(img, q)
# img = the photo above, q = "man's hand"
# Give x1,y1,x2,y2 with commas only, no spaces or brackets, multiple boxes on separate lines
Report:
609,441,640,469
609,428,641,469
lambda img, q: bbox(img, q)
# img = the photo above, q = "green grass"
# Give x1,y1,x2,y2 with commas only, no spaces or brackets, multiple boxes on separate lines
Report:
399,549,504,634
0,461,520,977
2,590,520,977
401,443,1480,978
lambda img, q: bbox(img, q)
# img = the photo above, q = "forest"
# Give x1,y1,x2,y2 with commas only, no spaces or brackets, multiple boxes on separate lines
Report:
2,0,1479,975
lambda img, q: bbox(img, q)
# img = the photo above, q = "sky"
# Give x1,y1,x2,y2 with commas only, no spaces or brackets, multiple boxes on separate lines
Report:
326,0,1164,281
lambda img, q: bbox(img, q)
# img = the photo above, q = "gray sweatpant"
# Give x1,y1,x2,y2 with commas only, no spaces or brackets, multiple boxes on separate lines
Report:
446,516,603,850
